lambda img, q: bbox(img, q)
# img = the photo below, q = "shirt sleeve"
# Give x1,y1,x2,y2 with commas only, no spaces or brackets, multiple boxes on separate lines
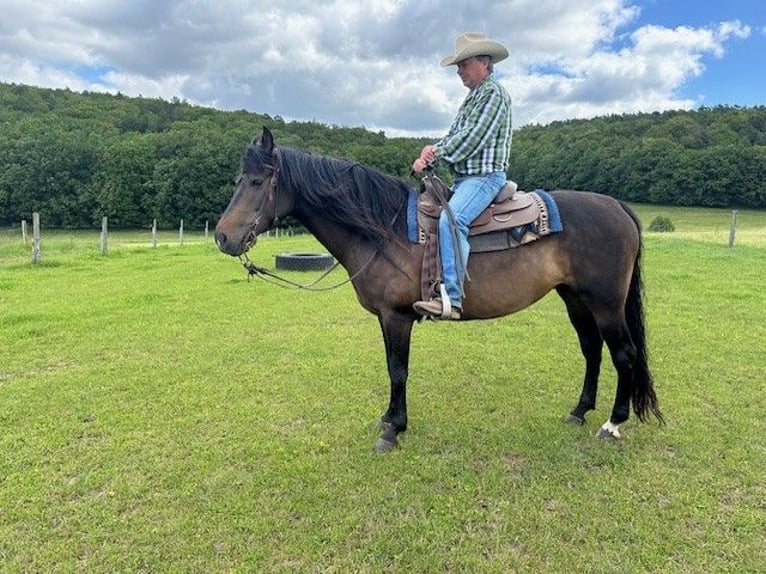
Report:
435,85,507,166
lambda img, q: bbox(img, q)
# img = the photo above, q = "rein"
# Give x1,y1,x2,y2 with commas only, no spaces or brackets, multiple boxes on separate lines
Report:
238,251,376,292
423,168,470,292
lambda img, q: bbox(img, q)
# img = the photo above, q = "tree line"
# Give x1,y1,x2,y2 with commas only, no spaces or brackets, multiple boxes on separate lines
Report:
510,107,766,207
1,82,764,229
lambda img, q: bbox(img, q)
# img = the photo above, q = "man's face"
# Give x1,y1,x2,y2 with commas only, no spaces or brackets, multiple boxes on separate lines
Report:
456,56,489,89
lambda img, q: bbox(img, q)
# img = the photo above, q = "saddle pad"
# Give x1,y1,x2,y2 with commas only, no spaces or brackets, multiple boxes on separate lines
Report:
407,188,419,243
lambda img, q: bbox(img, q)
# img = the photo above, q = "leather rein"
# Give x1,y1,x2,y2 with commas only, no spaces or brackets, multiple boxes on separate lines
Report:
240,253,374,292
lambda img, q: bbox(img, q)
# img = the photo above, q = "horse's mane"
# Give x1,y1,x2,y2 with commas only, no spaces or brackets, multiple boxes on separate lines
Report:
268,146,411,245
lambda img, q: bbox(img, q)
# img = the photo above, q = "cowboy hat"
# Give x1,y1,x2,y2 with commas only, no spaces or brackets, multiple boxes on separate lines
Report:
440,32,509,67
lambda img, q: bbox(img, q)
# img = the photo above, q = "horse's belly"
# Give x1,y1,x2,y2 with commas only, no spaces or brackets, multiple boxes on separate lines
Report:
461,246,566,318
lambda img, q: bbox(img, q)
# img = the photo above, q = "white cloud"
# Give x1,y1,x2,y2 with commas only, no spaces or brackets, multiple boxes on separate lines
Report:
0,1,756,136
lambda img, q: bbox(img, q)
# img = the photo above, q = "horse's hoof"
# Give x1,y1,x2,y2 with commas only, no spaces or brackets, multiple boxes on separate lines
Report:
596,421,621,441
565,413,585,426
375,437,398,453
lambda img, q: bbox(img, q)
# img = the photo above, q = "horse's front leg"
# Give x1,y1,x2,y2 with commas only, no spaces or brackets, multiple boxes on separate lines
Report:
375,311,415,452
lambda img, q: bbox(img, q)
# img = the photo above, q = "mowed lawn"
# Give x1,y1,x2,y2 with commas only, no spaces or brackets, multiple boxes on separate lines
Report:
0,206,764,573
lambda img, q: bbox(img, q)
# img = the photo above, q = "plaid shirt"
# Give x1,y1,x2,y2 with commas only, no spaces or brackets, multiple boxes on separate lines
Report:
435,75,512,176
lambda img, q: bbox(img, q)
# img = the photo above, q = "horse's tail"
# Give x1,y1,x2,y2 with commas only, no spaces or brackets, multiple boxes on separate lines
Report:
621,202,665,424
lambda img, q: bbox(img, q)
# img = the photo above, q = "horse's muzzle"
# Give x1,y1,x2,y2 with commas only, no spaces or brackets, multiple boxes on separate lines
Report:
215,228,257,257
215,231,240,256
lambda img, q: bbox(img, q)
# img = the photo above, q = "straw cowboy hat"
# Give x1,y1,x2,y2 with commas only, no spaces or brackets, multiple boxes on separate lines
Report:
441,32,509,67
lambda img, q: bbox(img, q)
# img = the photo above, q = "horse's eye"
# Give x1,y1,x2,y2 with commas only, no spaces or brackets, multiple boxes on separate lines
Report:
251,177,265,186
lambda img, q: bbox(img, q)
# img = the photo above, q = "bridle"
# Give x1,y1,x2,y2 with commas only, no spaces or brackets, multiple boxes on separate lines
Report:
238,148,282,253
263,149,282,228
236,146,385,292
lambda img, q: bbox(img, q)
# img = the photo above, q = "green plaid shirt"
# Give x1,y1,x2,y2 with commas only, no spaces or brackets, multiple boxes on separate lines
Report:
435,75,512,176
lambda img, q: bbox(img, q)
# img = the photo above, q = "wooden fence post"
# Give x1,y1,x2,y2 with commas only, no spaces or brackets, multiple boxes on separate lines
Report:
32,212,41,264
179,219,184,245
21,220,27,244
100,216,109,254
152,219,158,248
205,220,209,240
728,210,738,248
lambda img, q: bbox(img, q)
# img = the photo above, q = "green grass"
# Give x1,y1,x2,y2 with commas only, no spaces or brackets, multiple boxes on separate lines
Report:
632,204,766,247
1,208,765,572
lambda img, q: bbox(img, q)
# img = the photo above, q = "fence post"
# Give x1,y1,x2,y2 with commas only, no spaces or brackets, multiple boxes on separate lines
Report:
21,220,27,244
152,219,158,248
100,216,109,254
205,220,209,240
32,212,41,264
728,210,738,248
179,219,184,245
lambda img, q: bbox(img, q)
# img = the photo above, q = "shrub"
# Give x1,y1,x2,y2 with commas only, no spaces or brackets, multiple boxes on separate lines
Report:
649,215,675,232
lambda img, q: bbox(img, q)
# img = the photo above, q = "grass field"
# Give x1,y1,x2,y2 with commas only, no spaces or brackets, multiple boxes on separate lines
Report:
1,205,764,572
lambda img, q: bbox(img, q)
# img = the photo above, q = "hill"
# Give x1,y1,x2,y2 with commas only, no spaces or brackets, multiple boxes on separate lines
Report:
1,82,764,228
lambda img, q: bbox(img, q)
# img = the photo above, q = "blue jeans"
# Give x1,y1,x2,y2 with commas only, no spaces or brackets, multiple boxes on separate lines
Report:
439,171,507,308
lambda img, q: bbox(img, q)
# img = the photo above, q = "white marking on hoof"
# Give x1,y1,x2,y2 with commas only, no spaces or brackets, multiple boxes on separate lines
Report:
597,420,621,440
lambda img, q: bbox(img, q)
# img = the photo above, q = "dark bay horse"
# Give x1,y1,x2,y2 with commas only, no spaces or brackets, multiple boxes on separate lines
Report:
215,127,663,451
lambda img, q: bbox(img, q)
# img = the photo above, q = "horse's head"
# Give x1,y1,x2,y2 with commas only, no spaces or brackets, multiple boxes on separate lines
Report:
215,127,289,257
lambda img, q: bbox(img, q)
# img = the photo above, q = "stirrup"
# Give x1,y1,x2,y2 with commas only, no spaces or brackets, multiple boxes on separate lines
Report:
438,283,452,319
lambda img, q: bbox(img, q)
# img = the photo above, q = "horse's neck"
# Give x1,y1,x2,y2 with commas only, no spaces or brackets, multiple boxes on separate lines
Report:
295,209,376,272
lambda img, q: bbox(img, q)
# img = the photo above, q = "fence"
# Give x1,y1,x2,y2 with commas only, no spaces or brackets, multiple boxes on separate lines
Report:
12,209,753,264
15,214,300,263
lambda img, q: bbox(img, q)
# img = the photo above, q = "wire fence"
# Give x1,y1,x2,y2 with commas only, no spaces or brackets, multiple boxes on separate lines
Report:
1,214,304,265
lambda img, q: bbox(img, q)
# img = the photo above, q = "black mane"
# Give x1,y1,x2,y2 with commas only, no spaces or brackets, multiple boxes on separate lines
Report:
246,143,412,245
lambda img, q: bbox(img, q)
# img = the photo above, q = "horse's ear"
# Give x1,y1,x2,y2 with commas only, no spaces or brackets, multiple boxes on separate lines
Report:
255,126,274,155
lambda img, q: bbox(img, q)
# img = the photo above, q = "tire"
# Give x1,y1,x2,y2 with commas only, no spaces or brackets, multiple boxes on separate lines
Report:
274,252,335,271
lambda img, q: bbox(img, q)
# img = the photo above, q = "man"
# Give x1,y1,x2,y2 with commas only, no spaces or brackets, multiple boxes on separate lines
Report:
412,32,513,320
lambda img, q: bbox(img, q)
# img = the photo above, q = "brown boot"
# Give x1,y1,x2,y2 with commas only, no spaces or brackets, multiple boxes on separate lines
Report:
413,298,461,320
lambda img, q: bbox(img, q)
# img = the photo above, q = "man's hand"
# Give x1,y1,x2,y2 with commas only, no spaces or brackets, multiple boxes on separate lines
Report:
412,145,436,173
419,145,436,163
412,158,428,173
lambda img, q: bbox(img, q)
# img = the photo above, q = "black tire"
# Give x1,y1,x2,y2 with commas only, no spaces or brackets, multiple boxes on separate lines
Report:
274,252,335,271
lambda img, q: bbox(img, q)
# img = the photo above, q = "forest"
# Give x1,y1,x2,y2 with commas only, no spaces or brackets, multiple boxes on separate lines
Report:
1,81,764,229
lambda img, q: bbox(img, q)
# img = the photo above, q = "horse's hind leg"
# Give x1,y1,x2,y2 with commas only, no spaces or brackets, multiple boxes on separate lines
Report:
557,286,603,425
596,317,637,440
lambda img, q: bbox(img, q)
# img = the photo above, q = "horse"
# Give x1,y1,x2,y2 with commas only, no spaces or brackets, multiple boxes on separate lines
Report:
215,127,663,452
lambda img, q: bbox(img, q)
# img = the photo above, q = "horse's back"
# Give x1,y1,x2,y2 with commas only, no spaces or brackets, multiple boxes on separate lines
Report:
551,189,638,229
550,189,641,258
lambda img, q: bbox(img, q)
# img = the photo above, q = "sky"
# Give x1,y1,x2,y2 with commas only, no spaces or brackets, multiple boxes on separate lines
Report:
1,0,763,137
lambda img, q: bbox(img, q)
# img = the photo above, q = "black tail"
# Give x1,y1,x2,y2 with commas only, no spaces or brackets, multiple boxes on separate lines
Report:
621,203,664,424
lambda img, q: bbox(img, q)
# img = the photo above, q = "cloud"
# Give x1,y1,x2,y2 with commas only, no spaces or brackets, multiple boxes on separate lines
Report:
506,16,751,126
0,1,756,136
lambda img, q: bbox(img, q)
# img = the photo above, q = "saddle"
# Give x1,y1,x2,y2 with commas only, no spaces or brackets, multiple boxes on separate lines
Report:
415,174,560,301
417,175,557,249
